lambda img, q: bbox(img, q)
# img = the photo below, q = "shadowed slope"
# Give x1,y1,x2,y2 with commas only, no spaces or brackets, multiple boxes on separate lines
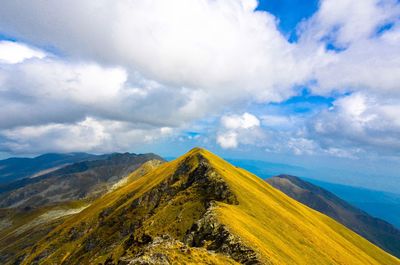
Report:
14,148,400,264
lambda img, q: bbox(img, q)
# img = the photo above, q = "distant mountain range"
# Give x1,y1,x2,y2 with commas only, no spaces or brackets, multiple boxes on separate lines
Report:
0,152,165,209
229,158,400,229
0,148,398,264
267,174,400,258
0,152,103,184
305,178,400,229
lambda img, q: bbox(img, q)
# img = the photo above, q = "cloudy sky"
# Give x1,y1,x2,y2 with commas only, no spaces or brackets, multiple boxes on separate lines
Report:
0,0,399,191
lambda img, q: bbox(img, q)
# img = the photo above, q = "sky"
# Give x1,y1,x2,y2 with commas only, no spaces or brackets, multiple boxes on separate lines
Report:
0,0,399,192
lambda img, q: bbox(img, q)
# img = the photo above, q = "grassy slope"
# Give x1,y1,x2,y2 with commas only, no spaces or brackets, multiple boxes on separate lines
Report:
0,160,164,265
266,175,400,258
196,149,399,265
21,148,399,264
0,200,88,264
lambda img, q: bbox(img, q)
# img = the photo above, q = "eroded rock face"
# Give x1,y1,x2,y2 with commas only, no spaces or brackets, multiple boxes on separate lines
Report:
184,205,261,265
184,156,239,206
120,155,259,264
119,236,176,265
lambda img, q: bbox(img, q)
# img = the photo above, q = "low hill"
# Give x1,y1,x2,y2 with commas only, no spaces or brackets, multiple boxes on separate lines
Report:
10,148,399,264
266,174,400,258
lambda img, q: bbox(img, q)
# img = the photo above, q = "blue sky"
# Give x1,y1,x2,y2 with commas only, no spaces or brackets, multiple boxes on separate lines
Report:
0,0,400,192
257,0,319,41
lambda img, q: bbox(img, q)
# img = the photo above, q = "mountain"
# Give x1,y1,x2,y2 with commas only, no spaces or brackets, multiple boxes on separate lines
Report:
6,148,398,264
266,174,400,259
305,178,400,229
0,152,102,184
0,152,165,209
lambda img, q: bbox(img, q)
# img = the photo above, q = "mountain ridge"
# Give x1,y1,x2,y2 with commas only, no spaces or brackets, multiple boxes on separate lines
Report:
11,148,399,264
0,152,165,209
0,152,102,184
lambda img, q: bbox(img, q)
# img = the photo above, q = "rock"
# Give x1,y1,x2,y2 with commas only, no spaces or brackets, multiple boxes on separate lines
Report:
184,205,261,265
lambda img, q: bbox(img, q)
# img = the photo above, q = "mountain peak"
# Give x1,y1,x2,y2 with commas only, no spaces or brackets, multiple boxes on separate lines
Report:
182,147,209,160
188,146,206,153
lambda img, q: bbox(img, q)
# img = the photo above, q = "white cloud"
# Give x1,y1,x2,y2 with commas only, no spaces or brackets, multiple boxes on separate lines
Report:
217,131,239,149
0,40,45,64
217,113,263,149
301,0,400,45
297,0,400,97
0,56,223,131
310,93,400,155
221,112,260,130
0,0,308,104
0,0,308,154
0,58,127,129
0,117,173,154
310,39,400,96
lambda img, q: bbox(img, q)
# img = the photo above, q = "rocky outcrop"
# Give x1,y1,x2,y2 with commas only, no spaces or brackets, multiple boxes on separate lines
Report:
121,154,259,264
184,204,261,265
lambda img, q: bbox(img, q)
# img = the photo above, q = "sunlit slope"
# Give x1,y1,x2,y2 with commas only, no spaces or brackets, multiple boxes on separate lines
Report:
19,148,399,264
266,175,400,258
189,149,399,264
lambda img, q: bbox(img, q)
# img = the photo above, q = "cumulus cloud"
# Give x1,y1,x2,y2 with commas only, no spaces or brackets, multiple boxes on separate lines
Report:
0,117,174,154
309,93,400,156
0,58,126,129
0,56,228,131
0,40,45,64
0,0,307,103
217,132,239,149
217,113,263,149
0,0,309,154
298,0,400,96
221,112,260,130
299,0,400,46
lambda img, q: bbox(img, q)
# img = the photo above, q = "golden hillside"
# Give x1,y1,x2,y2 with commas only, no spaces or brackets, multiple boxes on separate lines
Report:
16,148,400,264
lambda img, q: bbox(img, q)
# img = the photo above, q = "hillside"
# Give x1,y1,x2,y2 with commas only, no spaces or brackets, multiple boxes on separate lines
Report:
7,148,398,265
0,153,165,209
266,174,400,258
0,159,164,265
